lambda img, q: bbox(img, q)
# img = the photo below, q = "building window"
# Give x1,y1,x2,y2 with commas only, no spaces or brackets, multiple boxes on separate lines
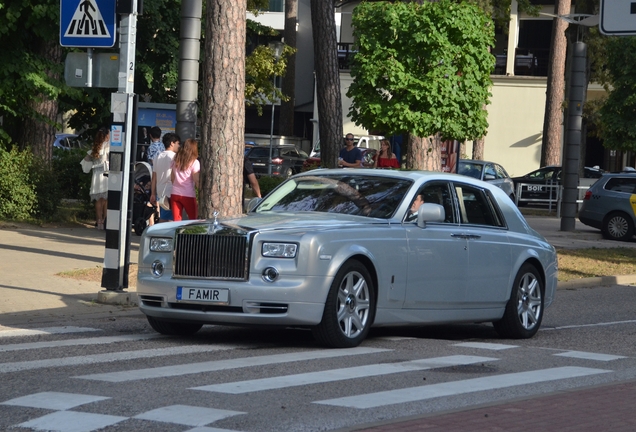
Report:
267,0,284,12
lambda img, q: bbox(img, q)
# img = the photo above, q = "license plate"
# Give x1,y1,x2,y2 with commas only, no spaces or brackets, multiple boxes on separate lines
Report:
176,287,229,303
253,162,266,167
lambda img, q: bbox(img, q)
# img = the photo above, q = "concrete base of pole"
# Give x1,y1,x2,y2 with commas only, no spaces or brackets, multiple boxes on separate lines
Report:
97,290,138,306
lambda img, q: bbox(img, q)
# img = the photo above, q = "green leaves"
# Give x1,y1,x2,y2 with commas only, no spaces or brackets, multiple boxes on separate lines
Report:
598,37,636,151
347,0,493,142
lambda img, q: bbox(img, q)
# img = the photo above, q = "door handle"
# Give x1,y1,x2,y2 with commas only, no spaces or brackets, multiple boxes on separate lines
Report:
451,233,470,239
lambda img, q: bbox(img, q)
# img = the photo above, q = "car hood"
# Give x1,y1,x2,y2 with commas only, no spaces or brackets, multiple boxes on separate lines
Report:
144,212,387,237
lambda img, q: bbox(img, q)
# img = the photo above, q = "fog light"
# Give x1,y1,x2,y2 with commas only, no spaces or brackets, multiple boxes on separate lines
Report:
262,267,279,282
151,260,164,277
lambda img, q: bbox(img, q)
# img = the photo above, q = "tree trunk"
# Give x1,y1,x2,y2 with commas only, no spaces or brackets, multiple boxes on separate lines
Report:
407,134,442,171
310,0,343,168
541,0,570,167
19,39,62,166
279,0,297,137
200,0,246,218
472,138,485,160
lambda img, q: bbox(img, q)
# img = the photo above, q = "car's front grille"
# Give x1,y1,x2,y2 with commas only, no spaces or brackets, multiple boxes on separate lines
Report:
173,226,250,280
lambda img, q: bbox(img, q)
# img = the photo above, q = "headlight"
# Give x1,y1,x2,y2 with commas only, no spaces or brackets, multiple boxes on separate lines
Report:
149,237,173,252
262,242,298,258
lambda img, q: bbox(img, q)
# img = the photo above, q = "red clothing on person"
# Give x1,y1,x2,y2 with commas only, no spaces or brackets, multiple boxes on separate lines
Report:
374,155,400,168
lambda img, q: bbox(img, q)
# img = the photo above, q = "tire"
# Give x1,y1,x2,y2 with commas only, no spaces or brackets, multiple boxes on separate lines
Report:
493,263,544,339
147,316,203,336
312,260,375,348
602,212,634,241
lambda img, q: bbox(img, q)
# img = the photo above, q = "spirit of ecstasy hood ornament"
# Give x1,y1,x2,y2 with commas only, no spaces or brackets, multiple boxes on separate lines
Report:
212,210,220,228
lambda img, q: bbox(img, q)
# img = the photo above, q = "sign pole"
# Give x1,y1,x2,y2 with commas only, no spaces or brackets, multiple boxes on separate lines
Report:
101,0,138,290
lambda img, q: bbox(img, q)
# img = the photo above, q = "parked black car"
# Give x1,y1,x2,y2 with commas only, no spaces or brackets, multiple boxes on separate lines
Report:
512,165,604,205
246,144,309,178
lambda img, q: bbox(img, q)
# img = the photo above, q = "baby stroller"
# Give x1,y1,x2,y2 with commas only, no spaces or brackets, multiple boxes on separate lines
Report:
133,162,159,236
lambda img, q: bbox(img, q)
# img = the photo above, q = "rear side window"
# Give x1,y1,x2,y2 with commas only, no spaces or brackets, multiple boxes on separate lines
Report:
454,183,505,227
249,147,278,158
605,177,636,194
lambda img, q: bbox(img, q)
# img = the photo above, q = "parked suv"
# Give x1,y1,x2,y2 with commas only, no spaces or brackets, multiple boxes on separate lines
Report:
246,145,308,178
578,173,636,241
458,159,516,201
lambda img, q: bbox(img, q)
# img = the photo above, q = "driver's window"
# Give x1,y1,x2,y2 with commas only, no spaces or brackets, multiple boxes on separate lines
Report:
404,182,455,223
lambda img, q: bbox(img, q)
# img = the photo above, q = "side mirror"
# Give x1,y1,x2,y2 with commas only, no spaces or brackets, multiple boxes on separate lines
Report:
417,203,446,228
246,197,263,213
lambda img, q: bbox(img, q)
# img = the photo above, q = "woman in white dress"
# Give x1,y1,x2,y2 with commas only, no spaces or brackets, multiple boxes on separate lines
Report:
89,127,110,230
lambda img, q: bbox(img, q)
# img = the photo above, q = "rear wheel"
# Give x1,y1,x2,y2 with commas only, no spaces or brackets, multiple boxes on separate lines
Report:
312,260,375,348
602,212,634,241
493,263,544,339
147,316,202,336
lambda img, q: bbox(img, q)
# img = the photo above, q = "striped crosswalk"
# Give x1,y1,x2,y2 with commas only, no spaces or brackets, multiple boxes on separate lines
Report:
0,324,630,432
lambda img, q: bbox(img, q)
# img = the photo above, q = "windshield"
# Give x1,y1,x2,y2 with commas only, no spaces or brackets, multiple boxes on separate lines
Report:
255,174,413,218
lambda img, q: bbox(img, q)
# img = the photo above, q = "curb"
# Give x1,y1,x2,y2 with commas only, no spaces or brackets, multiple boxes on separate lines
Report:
557,274,636,290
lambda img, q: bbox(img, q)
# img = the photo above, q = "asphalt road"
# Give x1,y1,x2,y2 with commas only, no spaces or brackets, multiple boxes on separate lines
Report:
0,282,635,432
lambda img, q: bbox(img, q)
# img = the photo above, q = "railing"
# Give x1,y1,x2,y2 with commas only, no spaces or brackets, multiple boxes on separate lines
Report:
515,183,590,215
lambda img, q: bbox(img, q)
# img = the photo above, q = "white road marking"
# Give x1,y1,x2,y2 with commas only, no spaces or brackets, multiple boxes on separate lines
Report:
19,411,127,432
134,405,245,427
0,326,100,338
554,350,627,361
0,345,235,374
1,392,109,410
192,355,498,394
314,366,611,409
453,342,519,350
75,347,390,382
0,333,161,352
543,319,636,330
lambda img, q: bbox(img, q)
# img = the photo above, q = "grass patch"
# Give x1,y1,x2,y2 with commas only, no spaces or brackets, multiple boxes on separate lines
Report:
557,247,636,282
57,264,138,288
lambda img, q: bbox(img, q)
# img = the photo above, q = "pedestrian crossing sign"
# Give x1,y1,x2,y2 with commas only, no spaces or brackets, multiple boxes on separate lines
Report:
60,0,116,47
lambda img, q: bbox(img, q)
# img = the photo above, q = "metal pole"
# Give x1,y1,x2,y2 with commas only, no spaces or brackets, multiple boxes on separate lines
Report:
268,74,276,176
560,41,586,232
176,0,202,141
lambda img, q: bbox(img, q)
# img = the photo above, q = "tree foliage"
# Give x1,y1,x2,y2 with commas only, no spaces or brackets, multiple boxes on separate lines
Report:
348,0,494,142
597,37,636,151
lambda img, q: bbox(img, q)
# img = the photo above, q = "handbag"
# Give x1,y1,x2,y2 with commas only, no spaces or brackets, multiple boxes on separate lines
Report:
80,154,93,173
158,183,171,211
158,195,171,211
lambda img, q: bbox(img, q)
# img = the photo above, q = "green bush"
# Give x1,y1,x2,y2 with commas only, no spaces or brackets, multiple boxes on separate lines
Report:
258,175,286,196
0,146,37,220
53,148,92,202
31,157,62,220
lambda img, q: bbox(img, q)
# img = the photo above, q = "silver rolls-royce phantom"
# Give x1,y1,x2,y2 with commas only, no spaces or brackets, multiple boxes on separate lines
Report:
137,169,557,348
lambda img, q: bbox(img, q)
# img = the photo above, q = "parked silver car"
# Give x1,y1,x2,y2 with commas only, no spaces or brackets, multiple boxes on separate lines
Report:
458,159,516,201
137,169,557,348
579,173,636,241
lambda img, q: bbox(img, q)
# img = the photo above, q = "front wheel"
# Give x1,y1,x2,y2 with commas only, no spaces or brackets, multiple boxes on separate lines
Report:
147,316,202,336
602,212,634,241
493,263,544,339
312,260,375,348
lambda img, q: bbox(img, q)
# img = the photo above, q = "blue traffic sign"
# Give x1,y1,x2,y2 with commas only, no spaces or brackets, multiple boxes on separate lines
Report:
60,0,116,47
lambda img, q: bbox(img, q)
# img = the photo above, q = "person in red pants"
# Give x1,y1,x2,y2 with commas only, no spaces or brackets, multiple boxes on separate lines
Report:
170,138,200,221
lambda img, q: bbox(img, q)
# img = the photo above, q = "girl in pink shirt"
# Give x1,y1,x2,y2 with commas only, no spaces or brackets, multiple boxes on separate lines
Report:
170,139,200,221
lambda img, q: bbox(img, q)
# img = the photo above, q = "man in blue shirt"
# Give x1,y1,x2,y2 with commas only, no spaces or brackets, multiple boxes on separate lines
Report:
338,133,362,168
146,126,164,166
